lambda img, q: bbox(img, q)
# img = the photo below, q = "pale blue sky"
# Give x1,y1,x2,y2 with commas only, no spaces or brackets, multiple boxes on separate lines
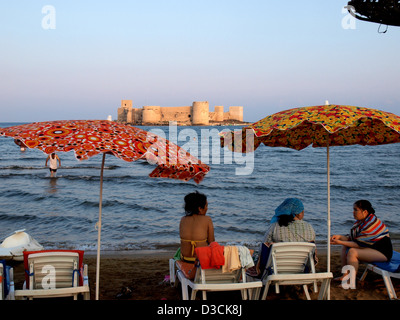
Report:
1,1,399,122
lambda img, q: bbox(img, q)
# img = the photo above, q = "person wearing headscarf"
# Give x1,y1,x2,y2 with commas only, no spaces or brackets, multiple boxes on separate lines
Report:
248,198,317,277
263,198,315,243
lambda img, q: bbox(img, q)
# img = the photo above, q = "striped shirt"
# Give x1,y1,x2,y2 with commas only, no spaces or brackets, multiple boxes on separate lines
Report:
263,220,316,243
350,213,390,246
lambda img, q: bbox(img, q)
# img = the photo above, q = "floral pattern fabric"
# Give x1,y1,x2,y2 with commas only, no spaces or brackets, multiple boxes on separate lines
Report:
221,105,400,152
0,120,209,184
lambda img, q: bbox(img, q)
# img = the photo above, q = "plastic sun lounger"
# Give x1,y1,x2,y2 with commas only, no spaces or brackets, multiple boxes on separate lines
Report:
169,248,263,300
360,251,400,300
176,262,263,300
251,242,333,300
13,250,90,300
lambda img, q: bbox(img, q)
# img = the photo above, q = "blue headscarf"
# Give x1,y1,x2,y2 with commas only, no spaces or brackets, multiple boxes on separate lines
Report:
270,198,304,223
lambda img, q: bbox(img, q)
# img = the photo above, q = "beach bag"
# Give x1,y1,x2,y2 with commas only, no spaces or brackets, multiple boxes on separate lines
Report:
257,243,272,278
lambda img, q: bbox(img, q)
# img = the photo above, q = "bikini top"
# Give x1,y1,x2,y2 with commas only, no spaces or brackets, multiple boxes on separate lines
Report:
180,238,207,257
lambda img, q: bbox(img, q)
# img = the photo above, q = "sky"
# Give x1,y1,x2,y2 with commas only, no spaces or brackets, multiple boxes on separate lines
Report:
1,0,400,123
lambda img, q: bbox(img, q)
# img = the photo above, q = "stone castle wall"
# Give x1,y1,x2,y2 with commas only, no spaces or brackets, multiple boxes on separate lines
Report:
117,100,244,125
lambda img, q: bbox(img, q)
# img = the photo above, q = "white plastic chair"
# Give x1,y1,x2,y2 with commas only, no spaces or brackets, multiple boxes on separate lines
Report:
171,247,263,300
360,251,400,300
14,251,90,300
256,242,332,300
181,265,262,300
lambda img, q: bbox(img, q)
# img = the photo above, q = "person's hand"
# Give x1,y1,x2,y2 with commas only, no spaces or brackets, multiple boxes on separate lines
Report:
330,235,341,245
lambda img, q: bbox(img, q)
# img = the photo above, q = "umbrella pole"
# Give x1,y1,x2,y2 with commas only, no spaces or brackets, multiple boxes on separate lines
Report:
327,144,331,273
327,143,331,300
95,152,106,300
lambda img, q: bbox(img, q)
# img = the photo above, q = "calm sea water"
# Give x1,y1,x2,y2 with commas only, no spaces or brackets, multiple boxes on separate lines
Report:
1,122,399,253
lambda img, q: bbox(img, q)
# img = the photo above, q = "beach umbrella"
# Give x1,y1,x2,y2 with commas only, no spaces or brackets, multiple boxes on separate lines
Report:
221,104,400,297
347,0,400,27
0,120,210,299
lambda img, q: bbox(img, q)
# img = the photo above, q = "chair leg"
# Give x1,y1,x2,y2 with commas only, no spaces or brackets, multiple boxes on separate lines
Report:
303,285,311,300
317,279,331,300
251,286,262,300
360,267,368,282
177,272,189,300
261,281,271,300
313,280,318,293
381,271,398,300
169,259,175,285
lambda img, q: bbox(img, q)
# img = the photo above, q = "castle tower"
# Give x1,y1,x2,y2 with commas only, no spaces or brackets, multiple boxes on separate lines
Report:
126,108,134,124
117,100,133,123
192,101,209,125
214,106,224,122
228,106,243,121
142,106,162,124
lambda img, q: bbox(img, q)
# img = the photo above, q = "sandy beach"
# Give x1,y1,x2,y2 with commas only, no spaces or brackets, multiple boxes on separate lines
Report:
9,247,398,301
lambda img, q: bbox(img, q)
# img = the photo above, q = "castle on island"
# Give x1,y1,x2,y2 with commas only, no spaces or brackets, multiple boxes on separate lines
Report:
117,100,245,126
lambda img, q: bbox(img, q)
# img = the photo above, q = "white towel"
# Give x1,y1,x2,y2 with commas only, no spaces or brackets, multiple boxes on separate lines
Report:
237,246,255,269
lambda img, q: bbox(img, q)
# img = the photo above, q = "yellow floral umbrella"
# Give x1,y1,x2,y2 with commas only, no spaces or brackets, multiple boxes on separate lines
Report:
222,104,400,152
221,104,400,290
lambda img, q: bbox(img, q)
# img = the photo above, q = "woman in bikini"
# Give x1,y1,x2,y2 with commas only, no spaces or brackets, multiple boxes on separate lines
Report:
179,191,215,263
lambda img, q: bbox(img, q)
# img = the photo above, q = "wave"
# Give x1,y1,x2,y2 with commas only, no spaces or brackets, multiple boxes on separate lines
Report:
0,212,94,225
0,189,45,200
0,213,40,223
75,198,166,213
0,165,44,170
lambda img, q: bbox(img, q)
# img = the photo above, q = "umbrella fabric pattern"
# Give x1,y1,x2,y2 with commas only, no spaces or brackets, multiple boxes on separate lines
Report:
1,120,210,299
222,105,400,152
0,120,209,183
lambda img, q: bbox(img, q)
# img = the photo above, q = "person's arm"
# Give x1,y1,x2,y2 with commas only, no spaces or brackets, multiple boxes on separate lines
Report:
330,234,360,248
207,217,215,243
332,239,360,248
57,156,61,167
331,234,349,242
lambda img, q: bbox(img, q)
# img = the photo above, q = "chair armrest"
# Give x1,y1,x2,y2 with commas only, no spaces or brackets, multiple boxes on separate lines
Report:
83,264,89,286
7,267,15,300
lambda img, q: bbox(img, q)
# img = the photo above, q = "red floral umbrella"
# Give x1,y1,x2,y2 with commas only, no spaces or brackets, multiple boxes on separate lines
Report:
0,120,210,299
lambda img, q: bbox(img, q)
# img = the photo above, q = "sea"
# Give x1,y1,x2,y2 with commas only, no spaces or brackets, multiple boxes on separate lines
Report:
0,122,399,254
